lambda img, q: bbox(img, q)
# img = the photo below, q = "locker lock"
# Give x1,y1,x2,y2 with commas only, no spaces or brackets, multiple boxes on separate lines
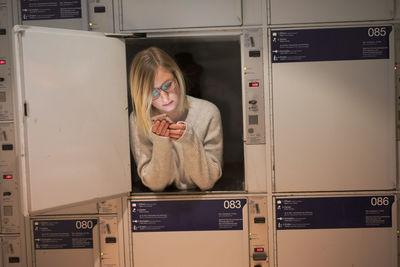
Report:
105,237,117,243
254,217,265,223
253,252,267,261
94,6,106,13
9,257,20,263
2,144,13,150
249,50,261,57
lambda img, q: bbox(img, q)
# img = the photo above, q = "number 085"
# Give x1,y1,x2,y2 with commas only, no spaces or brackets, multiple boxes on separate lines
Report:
368,27,387,37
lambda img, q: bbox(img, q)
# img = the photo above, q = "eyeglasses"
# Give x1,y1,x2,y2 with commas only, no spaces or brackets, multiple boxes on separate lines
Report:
152,79,177,100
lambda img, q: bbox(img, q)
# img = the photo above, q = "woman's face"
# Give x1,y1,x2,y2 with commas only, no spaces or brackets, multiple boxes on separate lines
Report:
151,67,180,115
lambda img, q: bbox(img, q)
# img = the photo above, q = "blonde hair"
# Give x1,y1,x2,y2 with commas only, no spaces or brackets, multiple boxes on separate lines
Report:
129,47,189,132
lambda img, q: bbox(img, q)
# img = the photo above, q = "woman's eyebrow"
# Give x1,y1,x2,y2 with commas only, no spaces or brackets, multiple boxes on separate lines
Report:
162,79,173,84
155,79,173,89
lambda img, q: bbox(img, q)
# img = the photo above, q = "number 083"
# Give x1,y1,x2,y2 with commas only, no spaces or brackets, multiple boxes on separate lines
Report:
224,200,242,209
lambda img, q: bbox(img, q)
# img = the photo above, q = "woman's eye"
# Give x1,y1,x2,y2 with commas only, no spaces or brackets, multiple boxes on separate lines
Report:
152,90,158,96
161,82,172,90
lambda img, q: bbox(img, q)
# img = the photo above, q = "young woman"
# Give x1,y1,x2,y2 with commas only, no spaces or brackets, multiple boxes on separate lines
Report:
129,47,223,191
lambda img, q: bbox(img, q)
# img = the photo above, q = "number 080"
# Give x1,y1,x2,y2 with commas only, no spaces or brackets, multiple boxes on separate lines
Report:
75,220,94,229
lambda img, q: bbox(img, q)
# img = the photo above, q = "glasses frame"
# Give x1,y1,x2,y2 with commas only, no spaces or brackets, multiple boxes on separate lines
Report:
152,78,177,101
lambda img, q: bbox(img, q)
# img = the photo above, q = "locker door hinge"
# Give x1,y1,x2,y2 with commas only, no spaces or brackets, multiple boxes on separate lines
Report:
105,32,147,39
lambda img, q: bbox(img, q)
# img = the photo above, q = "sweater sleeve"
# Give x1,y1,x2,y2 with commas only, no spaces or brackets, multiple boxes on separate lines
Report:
129,113,179,191
176,106,223,190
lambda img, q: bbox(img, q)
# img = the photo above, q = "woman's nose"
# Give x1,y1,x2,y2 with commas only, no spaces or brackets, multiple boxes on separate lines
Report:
159,90,169,102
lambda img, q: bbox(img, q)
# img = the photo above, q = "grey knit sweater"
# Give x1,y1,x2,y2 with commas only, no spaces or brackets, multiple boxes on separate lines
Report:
130,96,223,191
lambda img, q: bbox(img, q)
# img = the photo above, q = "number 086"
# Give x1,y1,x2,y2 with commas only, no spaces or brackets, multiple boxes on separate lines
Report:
370,197,389,206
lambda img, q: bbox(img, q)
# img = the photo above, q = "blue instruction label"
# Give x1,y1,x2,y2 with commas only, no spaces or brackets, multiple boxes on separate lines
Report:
276,196,394,230
33,219,97,250
131,199,247,232
271,26,391,63
21,0,82,21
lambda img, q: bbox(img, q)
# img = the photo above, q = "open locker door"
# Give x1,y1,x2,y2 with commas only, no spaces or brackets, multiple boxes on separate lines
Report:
12,26,131,215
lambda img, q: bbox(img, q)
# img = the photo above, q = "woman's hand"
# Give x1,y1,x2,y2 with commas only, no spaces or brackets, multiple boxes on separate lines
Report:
152,120,170,137
168,122,186,141
151,115,171,137
151,113,173,123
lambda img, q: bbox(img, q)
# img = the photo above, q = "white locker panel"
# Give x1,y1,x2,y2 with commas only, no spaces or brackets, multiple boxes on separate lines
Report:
242,0,263,26
32,218,100,267
1,182,20,233
132,227,248,267
269,0,394,25
0,2,13,121
20,0,89,31
129,196,251,267
98,198,119,214
120,0,242,31
88,0,114,32
396,0,400,20
33,197,119,216
0,70,13,121
248,196,268,267
31,216,121,267
0,123,16,181
12,26,131,214
274,195,397,267
272,26,396,192
398,193,400,265
99,217,120,267
1,236,22,267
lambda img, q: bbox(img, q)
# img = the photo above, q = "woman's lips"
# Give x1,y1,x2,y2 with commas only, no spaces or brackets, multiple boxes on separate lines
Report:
163,101,173,107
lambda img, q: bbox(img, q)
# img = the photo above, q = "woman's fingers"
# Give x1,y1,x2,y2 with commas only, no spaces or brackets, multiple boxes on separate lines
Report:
160,121,169,136
153,122,185,139
169,129,184,136
156,120,166,135
151,114,173,123
168,123,186,141
168,123,186,130
152,120,170,137
151,114,167,122
151,120,160,133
